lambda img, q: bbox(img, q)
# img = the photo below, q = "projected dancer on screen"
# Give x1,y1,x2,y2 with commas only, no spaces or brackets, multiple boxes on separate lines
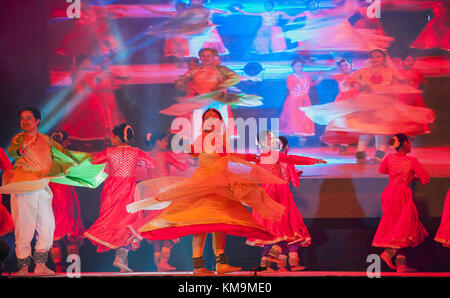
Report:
279,59,323,147
58,55,126,143
300,49,435,164
56,4,121,59
163,47,262,142
187,0,230,57
284,0,393,52
234,1,294,54
320,58,360,153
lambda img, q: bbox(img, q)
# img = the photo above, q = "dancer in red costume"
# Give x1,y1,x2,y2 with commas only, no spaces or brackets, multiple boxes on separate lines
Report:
128,109,286,275
301,49,435,164
187,0,230,57
398,54,430,135
284,0,393,52
0,148,14,236
58,55,126,142
144,132,191,272
144,2,190,63
48,130,85,273
167,47,254,142
374,134,429,273
398,55,427,108
85,123,156,272
234,1,294,54
320,58,361,152
410,2,450,51
435,187,450,248
247,131,326,272
279,59,322,146
56,4,121,58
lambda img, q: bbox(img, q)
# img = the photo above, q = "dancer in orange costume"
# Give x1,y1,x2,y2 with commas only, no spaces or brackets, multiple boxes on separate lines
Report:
128,108,286,275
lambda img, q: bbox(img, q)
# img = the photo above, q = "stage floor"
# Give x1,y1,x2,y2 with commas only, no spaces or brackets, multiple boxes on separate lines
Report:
287,146,450,179
6,270,450,278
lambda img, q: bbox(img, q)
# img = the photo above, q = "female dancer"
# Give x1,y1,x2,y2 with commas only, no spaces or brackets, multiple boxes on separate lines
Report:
48,130,85,273
279,59,320,146
435,187,450,248
144,131,191,272
300,49,435,163
144,2,190,63
284,0,393,52
0,148,14,236
410,2,449,51
128,108,286,275
398,55,427,108
247,130,326,272
320,58,360,152
187,0,230,57
374,134,429,272
58,55,126,142
85,123,156,272
234,1,293,54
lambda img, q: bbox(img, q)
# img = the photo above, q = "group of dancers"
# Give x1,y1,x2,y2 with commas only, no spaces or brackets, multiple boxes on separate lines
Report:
0,101,449,275
0,0,448,275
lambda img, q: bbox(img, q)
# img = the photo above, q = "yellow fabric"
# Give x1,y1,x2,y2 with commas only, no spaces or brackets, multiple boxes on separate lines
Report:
131,152,286,233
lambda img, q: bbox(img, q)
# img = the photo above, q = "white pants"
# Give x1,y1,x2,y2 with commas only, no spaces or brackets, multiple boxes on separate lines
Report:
10,187,55,259
357,135,388,152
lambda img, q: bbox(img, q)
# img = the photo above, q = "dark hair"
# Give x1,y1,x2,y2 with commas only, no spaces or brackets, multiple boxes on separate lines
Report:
113,123,134,143
187,57,200,65
74,54,89,68
278,136,288,150
292,59,305,68
369,49,387,58
388,133,409,150
198,48,218,57
337,58,352,67
202,108,223,122
52,129,68,144
145,131,171,148
19,107,41,124
401,54,415,62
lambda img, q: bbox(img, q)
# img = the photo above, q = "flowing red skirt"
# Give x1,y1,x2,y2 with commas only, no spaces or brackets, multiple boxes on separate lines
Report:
49,182,85,241
435,188,450,248
372,184,429,249
247,184,311,247
85,176,145,252
0,203,14,236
